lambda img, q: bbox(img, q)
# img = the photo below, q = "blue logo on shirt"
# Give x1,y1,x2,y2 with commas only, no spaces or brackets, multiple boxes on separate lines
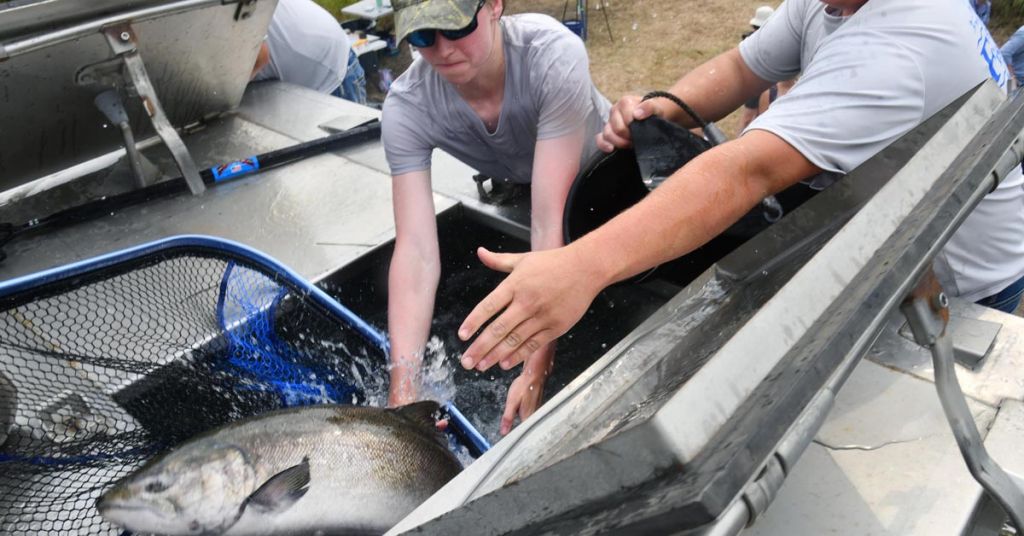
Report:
971,17,1008,89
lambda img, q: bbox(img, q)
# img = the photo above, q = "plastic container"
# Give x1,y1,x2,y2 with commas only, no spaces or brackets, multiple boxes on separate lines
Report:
563,19,585,39
562,119,819,286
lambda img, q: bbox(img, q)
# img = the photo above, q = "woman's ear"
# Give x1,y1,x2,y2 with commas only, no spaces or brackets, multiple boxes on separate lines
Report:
490,0,504,20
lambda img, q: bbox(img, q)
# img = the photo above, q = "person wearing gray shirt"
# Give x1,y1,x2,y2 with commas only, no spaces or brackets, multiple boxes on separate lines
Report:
251,0,351,95
382,0,609,435
456,0,1024,374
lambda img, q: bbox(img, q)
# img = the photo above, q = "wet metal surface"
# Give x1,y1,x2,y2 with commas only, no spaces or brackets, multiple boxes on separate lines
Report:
0,85,408,282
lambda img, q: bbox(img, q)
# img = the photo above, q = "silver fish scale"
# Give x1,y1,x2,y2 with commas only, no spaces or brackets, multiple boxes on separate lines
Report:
249,411,457,496
109,404,462,536
226,405,460,534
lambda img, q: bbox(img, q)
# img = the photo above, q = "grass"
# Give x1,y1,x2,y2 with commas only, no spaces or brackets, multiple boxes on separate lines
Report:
992,0,1024,41
320,0,361,20
505,0,801,137
504,0,1024,137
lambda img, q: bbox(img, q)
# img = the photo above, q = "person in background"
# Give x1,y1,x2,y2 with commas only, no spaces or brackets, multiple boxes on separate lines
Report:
456,0,1024,373
738,5,795,131
968,0,991,26
251,0,367,104
382,0,610,435
1002,25,1024,89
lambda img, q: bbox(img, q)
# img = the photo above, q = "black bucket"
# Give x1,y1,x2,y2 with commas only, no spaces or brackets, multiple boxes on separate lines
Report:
562,119,819,287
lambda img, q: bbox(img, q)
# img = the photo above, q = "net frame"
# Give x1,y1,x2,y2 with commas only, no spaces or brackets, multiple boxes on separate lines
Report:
0,235,394,535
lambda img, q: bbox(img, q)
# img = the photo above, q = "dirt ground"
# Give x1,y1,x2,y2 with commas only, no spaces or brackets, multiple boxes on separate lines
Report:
505,0,772,137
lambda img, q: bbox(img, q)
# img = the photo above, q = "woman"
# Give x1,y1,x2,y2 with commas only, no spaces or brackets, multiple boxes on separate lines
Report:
382,0,609,435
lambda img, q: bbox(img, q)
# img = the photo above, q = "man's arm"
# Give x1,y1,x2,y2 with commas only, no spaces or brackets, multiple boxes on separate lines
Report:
458,130,822,369
1002,28,1024,86
387,170,440,406
598,48,772,151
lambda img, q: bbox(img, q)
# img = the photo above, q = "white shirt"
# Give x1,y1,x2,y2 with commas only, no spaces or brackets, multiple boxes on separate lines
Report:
741,0,1024,301
252,0,350,94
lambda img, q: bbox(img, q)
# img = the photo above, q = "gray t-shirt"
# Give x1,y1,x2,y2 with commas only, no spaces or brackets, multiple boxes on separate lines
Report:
740,0,1024,301
382,14,610,184
252,0,350,94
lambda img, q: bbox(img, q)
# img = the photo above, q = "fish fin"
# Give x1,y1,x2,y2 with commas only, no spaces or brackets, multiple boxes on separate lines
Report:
394,400,442,428
244,457,311,515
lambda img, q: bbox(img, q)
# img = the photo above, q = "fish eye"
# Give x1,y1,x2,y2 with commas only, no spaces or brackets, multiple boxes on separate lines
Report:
145,480,168,493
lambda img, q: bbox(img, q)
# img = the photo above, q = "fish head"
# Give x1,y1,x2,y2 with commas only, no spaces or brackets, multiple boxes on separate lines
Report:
98,442,258,535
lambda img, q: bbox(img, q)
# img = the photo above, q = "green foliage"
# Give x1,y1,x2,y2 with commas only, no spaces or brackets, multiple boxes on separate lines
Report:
992,0,1024,42
314,0,361,21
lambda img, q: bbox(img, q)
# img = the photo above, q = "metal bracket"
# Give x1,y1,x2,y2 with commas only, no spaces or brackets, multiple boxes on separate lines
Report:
897,313,1000,370
741,455,786,525
987,131,1024,193
93,89,153,189
233,0,258,21
900,268,1024,530
75,56,131,89
101,24,205,195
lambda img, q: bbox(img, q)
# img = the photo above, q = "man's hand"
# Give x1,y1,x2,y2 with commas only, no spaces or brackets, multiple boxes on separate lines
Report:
458,246,605,372
596,94,664,153
500,343,554,435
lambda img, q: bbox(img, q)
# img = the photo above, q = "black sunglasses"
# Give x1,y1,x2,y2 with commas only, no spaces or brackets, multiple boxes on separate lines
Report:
406,0,486,48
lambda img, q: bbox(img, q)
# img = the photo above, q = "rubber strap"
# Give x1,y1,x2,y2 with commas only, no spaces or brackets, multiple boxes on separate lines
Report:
642,90,710,129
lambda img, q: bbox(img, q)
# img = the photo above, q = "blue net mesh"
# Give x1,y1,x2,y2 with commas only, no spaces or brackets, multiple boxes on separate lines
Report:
216,262,361,406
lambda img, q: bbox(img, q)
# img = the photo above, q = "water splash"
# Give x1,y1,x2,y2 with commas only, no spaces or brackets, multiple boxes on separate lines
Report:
419,336,457,405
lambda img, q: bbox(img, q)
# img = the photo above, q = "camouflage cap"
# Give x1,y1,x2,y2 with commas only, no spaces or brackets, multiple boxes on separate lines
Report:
392,0,482,44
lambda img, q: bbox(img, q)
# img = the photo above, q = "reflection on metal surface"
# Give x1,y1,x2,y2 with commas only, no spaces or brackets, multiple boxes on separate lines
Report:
812,437,923,452
93,89,154,189
0,0,225,57
0,0,274,193
103,23,202,194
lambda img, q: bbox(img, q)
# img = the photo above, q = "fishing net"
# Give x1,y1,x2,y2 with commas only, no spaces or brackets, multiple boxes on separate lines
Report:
0,236,391,535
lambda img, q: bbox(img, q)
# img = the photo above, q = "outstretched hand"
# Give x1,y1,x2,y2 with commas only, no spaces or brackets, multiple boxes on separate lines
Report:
595,94,662,153
458,246,604,372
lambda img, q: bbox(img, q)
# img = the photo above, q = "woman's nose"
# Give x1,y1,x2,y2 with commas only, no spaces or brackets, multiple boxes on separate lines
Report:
434,33,456,55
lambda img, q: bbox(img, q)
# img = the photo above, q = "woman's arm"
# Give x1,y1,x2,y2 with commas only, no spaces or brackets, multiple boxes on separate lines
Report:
387,170,441,406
